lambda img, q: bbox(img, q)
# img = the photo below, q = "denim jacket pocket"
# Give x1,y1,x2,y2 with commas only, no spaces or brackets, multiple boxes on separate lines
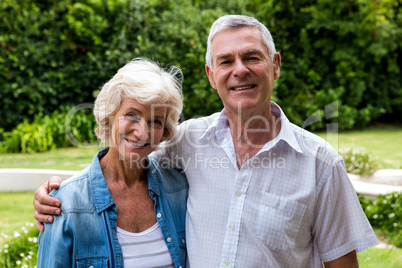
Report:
255,193,307,251
76,257,109,268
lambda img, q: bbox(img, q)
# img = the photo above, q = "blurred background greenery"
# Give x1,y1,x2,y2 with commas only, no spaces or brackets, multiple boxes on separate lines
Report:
1,0,401,150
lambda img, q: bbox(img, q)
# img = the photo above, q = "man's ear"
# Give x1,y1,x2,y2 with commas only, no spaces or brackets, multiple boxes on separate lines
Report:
205,65,217,89
273,53,281,80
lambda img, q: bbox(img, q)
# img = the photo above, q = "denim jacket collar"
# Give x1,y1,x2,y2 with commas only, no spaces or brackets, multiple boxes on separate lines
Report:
89,148,114,213
89,148,162,213
146,158,161,196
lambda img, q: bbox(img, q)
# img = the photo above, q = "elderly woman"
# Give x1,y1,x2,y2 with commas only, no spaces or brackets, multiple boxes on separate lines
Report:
36,59,188,268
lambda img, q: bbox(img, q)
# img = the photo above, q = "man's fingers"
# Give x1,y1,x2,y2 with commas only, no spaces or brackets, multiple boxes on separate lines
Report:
34,201,61,216
32,177,63,232
34,209,56,223
34,184,61,207
35,220,45,232
37,193,61,207
48,176,62,190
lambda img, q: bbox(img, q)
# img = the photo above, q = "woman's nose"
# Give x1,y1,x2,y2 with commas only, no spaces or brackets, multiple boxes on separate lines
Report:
134,120,149,140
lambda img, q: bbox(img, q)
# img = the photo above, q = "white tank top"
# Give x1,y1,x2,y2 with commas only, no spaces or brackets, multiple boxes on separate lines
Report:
117,223,174,268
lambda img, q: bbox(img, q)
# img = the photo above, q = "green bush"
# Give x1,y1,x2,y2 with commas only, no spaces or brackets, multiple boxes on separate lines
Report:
339,147,379,176
0,0,401,132
0,223,39,268
359,192,402,248
0,107,96,153
257,0,402,130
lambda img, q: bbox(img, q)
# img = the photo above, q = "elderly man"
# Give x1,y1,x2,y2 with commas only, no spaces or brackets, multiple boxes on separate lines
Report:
34,15,378,267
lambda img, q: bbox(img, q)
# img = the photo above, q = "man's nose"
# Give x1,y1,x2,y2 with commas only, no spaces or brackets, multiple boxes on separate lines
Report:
232,59,248,78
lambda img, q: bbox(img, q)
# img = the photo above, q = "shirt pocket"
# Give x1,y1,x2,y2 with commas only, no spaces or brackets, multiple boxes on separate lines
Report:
255,193,307,251
76,257,109,268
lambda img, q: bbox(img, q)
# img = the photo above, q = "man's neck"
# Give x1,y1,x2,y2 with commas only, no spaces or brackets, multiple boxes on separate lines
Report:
225,106,281,169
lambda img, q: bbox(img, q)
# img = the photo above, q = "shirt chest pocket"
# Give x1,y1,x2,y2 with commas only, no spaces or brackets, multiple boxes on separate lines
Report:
76,257,109,268
255,193,307,251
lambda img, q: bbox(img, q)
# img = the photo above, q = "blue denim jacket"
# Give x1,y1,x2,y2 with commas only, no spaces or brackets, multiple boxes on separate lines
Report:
37,148,188,268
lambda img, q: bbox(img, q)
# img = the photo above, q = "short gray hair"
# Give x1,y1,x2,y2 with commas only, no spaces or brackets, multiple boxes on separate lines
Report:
94,58,183,145
205,15,276,69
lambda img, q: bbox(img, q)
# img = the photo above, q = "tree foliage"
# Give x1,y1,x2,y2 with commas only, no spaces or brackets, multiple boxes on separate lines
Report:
0,0,401,132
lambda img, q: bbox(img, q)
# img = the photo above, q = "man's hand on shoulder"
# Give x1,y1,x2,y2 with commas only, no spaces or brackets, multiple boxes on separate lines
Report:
33,176,63,231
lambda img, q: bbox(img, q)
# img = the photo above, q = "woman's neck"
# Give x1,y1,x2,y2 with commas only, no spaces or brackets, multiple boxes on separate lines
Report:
100,147,147,187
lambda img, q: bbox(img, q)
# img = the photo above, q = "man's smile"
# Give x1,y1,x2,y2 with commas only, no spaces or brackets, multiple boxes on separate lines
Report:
231,85,256,91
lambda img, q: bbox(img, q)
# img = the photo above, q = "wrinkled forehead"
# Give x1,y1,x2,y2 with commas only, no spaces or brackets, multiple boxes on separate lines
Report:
211,27,267,55
119,98,168,115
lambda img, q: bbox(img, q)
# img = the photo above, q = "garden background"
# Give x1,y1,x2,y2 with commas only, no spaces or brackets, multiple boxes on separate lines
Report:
0,0,401,267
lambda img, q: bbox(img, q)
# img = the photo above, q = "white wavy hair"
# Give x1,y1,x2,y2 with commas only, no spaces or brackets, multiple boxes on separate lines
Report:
93,58,183,145
205,15,277,69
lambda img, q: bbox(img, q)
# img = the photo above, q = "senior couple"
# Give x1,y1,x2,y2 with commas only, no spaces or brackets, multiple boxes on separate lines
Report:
34,15,378,267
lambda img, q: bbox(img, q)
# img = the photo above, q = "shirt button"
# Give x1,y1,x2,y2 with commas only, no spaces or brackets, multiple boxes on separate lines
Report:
167,237,172,242
236,191,242,197
182,238,186,244
224,259,230,265
157,213,162,218
230,225,236,231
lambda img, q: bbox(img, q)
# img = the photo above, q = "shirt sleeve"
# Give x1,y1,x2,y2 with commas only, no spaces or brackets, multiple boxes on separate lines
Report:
312,160,379,262
37,210,73,267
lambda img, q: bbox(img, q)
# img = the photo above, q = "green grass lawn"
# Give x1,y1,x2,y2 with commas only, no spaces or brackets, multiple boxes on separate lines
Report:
358,247,402,268
0,146,100,170
0,192,35,244
315,126,402,169
0,193,401,267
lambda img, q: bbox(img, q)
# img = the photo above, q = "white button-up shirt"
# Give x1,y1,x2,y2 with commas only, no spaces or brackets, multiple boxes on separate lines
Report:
153,102,378,267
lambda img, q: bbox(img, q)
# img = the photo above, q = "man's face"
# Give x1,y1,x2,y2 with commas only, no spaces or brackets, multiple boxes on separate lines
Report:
206,27,281,117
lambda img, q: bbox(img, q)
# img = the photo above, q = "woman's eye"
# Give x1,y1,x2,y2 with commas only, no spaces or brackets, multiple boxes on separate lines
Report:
126,113,140,120
150,120,163,127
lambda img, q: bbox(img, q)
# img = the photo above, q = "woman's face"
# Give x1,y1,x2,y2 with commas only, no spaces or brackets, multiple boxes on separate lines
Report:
109,98,167,163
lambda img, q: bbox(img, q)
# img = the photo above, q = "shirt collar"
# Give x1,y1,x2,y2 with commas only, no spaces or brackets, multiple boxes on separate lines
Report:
198,109,229,141
199,102,303,153
272,103,303,153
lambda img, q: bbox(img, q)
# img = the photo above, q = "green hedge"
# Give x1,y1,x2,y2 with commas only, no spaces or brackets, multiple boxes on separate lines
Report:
340,146,379,176
0,106,96,153
1,0,401,132
359,192,402,248
0,225,39,268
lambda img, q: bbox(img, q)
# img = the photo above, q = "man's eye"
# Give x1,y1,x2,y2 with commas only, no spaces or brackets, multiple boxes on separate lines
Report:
219,60,231,65
247,57,259,61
